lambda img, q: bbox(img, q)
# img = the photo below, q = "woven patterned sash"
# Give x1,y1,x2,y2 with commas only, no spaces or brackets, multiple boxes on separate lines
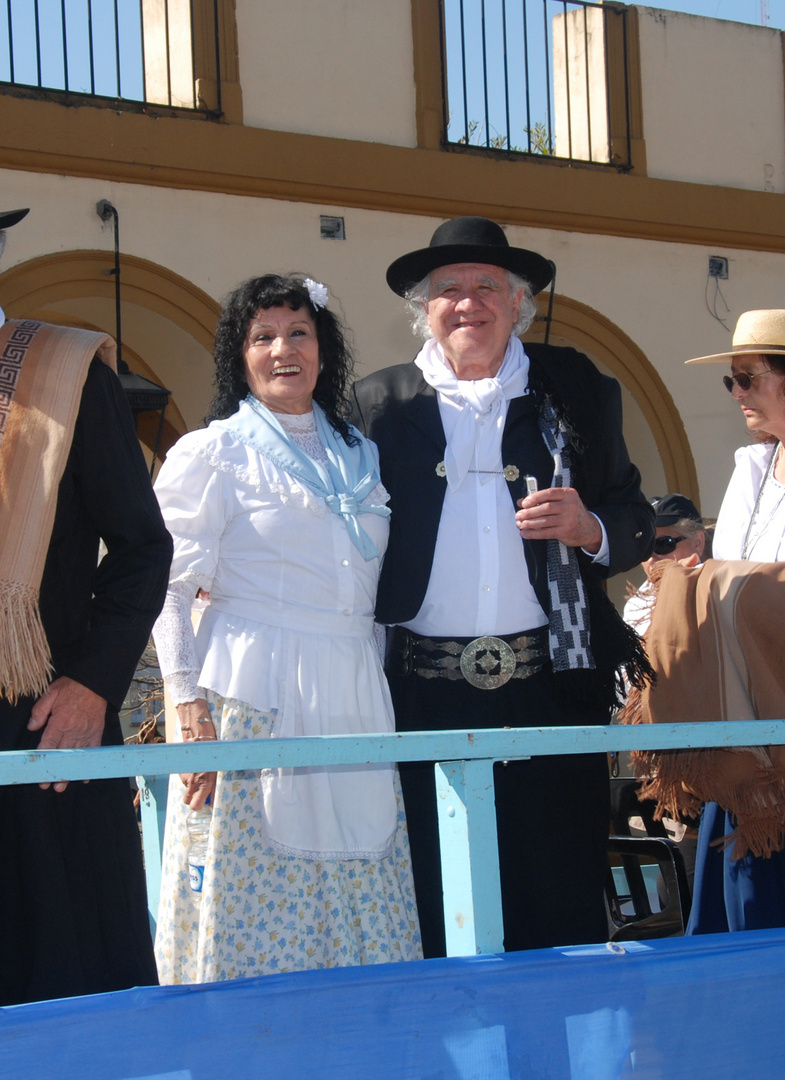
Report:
0,319,116,701
536,397,594,672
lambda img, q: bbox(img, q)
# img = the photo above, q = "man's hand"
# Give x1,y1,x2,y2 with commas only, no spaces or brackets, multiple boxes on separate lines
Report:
28,676,107,792
176,699,217,810
516,487,603,553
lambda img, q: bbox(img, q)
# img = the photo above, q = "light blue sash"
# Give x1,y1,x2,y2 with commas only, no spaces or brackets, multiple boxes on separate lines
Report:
216,396,389,561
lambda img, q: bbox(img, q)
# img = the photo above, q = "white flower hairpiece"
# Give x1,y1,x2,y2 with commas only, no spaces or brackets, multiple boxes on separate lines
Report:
304,277,329,310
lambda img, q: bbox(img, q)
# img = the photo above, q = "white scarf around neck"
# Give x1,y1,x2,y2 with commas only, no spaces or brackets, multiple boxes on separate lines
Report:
415,335,529,490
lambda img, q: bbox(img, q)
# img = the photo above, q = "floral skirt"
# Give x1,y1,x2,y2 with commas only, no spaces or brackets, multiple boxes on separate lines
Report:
154,692,421,983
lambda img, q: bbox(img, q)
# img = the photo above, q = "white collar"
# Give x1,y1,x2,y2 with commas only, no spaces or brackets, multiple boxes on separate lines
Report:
414,335,529,489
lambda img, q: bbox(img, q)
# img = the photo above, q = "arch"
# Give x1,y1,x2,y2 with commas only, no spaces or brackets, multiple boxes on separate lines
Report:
0,250,220,350
0,250,221,454
528,293,699,504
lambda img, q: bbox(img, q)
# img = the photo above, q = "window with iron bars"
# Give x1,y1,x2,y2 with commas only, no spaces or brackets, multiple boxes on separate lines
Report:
442,0,633,169
0,0,225,115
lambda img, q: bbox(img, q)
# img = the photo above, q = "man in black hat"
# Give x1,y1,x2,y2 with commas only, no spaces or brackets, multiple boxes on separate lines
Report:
0,207,172,1003
350,216,654,956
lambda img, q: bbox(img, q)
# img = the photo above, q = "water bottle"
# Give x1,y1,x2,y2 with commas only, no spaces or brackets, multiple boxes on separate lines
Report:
186,802,212,906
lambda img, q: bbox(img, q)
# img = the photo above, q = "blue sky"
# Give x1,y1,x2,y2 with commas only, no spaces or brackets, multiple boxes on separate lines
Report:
444,0,785,152
0,1,143,98
646,0,783,27
3,1,783,122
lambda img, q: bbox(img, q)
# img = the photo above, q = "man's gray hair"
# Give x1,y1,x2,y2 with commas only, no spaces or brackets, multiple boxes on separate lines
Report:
0,231,6,260
403,269,538,340
674,516,712,558
675,517,707,539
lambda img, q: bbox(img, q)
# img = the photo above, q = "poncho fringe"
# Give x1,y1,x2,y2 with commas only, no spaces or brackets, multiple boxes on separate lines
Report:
620,559,785,860
0,319,116,702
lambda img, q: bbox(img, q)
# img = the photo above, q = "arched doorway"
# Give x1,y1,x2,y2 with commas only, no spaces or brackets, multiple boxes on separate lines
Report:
528,293,699,602
0,250,221,459
529,293,698,503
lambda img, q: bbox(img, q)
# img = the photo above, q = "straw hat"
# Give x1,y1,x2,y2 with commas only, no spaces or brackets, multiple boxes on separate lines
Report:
686,309,785,364
386,216,554,297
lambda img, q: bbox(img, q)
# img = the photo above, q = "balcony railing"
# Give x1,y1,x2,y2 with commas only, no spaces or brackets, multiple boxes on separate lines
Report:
3,718,785,954
0,0,224,114
442,0,633,168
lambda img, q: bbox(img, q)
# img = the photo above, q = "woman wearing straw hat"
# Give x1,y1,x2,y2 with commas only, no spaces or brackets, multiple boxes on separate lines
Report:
683,309,785,932
688,310,785,562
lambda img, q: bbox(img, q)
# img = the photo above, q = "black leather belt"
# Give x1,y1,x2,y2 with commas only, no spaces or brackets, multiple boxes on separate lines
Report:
385,625,549,690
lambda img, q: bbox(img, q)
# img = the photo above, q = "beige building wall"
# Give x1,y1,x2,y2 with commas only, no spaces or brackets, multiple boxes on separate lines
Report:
636,6,785,192
3,164,779,525
235,0,418,146
553,7,610,163
3,2,785,610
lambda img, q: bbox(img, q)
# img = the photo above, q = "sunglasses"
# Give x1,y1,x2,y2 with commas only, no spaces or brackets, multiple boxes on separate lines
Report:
722,368,773,393
652,535,687,555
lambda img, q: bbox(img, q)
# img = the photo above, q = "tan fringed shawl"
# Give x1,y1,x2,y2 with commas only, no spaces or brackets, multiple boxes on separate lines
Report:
621,559,785,859
0,319,116,701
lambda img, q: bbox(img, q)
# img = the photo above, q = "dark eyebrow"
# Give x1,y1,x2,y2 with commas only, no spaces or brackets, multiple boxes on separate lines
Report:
252,319,312,331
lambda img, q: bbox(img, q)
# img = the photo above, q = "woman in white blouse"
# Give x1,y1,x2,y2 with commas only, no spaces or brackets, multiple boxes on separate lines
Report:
684,308,785,933
153,274,421,983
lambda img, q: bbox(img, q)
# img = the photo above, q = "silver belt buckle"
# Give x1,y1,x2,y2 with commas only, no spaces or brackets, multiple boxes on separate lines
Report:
460,636,516,690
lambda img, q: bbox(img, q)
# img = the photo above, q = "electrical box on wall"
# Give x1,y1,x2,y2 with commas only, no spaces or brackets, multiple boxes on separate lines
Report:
320,216,346,240
708,256,728,279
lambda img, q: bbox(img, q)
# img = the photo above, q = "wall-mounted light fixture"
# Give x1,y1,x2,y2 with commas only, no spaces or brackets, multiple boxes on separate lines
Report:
96,199,171,475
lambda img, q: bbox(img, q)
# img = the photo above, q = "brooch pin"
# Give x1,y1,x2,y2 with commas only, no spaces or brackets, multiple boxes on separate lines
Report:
435,462,520,481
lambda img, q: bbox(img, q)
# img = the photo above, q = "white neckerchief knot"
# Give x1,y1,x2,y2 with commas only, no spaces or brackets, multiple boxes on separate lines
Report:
415,335,529,489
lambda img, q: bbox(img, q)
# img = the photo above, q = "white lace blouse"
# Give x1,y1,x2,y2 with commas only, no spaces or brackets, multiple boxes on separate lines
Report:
152,410,396,859
153,411,390,709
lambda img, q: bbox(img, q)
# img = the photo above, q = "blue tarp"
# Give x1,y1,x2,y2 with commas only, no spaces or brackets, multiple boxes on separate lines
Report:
3,930,784,1079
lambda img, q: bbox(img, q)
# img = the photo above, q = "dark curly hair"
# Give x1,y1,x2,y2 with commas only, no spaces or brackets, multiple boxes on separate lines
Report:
207,273,358,445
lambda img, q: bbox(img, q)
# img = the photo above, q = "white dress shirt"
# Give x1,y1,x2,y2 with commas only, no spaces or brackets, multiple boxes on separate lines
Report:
714,442,785,561
403,340,608,638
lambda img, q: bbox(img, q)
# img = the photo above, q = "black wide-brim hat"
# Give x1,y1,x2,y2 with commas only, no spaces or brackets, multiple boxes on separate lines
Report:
386,216,554,297
0,208,30,229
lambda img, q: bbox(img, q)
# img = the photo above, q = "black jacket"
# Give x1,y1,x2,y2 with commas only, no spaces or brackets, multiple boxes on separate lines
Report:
349,342,654,626
0,357,172,749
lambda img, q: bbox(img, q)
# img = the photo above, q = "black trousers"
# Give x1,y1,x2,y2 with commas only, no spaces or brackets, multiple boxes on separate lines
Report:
0,695,158,1005
389,664,610,958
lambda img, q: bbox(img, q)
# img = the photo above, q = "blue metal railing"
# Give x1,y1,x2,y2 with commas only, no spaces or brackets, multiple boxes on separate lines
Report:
4,719,785,956
442,0,632,167
0,0,222,114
